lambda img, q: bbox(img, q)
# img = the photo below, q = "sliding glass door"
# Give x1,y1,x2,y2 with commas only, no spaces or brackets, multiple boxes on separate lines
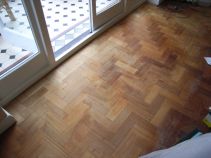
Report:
0,0,49,104
39,0,92,58
27,0,124,59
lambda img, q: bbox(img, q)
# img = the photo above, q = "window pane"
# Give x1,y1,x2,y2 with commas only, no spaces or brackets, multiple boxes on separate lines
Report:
96,0,120,14
0,0,38,76
40,0,91,58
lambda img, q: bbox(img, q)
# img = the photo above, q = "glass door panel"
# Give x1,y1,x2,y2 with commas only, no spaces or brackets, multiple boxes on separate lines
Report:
91,0,124,30
96,0,120,14
0,0,39,76
0,0,49,104
40,0,92,58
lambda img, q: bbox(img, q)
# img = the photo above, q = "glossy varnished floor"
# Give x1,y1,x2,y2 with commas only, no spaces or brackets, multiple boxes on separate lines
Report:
1,2,211,158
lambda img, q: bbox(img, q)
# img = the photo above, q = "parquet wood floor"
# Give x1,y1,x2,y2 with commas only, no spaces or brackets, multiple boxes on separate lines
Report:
1,2,211,158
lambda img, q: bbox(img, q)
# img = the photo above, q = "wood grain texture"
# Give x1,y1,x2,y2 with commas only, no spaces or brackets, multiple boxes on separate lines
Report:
1,2,211,158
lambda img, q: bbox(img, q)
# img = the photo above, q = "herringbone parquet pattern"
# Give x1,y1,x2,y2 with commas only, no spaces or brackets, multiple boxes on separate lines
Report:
1,2,211,158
